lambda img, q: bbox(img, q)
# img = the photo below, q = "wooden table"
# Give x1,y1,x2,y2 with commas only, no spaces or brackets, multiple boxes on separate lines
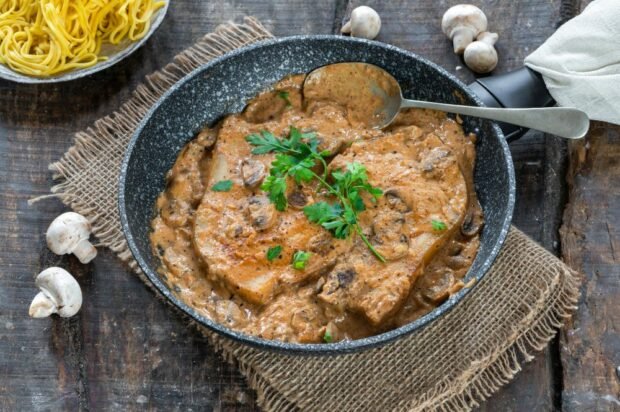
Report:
1,0,618,410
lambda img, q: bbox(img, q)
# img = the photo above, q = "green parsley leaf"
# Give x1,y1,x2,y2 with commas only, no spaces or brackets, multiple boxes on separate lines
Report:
246,127,328,211
348,190,366,212
323,329,333,343
431,219,448,231
211,180,233,192
292,250,311,270
304,202,338,224
245,127,386,262
245,130,296,155
261,175,287,211
277,90,292,107
266,245,282,261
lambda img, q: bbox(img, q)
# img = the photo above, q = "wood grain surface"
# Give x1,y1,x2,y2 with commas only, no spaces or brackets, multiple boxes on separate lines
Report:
560,123,620,411
0,0,609,410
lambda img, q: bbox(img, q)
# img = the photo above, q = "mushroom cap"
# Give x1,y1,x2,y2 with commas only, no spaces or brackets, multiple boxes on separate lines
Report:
464,40,498,73
343,5,381,40
31,267,82,318
441,4,488,38
46,212,92,255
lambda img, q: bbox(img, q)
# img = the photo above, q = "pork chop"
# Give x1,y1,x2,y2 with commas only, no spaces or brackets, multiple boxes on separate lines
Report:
193,115,354,306
318,126,469,325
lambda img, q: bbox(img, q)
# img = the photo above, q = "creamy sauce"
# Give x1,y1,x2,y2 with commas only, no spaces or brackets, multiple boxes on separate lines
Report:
150,72,483,343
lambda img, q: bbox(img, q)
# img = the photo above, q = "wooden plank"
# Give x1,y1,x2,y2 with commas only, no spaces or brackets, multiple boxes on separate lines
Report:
0,120,87,410
560,123,620,411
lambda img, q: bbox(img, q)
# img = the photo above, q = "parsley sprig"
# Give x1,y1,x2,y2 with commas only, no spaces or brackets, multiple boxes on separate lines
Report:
246,127,385,262
303,163,384,262
245,127,329,211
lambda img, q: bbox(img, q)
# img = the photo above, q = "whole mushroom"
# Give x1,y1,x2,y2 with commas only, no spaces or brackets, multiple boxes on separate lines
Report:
341,6,381,40
441,4,488,54
46,212,97,264
29,267,82,318
464,31,499,73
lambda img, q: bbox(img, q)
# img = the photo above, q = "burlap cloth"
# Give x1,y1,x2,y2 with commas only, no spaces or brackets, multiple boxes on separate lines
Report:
40,18,580,411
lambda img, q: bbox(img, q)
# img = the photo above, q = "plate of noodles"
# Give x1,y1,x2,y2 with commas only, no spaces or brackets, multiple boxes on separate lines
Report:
0,0,168,83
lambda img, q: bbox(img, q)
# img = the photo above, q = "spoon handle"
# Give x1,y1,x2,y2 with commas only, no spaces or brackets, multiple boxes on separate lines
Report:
401,99,589,139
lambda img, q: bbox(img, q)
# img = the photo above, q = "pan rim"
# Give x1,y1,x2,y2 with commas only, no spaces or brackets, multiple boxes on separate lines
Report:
119,35,516,354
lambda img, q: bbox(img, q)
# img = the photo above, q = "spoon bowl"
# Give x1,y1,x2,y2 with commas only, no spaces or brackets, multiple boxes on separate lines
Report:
304,62,589,139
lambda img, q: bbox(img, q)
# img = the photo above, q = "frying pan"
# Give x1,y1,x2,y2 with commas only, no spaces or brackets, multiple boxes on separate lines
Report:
119,36,516,354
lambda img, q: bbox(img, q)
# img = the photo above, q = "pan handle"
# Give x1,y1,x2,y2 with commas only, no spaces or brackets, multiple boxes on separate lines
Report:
468,67,554,141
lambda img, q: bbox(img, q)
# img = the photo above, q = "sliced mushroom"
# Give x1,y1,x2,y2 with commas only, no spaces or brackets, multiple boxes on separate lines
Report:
315,276,326,293
321,266,357,296
287,190,308,209
461,208,484,237
445,255,471,270
336,268,356,288
214,300,246,326
384,189,411,213
308,231,333,255
421,269,455,304
195,127,218,150
290,303,323,343
247,195,277,231
421,148,450,177
241,158,266,189
445,241,464,256
371,209,409,260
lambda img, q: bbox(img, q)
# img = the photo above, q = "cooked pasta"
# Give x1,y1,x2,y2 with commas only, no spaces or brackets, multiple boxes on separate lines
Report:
0,0,166,77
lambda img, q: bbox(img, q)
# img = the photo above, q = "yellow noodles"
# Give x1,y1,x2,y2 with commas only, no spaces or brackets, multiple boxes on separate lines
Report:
0,0,165,77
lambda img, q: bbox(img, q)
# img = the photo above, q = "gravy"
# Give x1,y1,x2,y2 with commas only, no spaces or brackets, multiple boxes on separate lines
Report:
150,73,483,343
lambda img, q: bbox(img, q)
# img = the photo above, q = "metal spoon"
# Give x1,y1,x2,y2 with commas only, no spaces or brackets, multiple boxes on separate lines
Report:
303,62,589,139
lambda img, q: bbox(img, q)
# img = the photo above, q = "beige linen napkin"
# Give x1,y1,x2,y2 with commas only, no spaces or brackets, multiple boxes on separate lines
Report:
525,0,620,125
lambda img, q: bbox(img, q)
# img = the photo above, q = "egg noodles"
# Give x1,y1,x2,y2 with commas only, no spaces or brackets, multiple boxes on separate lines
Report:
0,0,165,77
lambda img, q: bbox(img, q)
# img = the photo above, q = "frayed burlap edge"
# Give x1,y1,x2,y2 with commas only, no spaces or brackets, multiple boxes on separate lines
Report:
36,18,581,411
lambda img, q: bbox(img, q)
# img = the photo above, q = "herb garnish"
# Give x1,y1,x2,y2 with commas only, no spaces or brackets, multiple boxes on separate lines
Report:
277,90,292,107
246,127,329,211
211,180,233,192
266,245,282,261
246,127,385,262
303,163,384,262
292,250,311,270
431,219,447,231
323,329,333,343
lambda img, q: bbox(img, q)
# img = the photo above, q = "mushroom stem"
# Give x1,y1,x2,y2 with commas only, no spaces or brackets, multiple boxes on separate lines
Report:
477,31,498,46
341,21,352,34
451,27,477,54
29,291,57,318
73,238,97,264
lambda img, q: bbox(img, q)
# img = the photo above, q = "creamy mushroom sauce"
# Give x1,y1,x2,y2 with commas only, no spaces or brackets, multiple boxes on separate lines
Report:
150,73,483,343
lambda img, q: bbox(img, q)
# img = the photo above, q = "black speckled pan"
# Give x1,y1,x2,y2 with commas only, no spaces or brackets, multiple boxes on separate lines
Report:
119,36,515,354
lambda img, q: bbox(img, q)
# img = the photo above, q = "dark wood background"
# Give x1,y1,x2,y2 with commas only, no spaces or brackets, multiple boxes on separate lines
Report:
1,0,618,410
